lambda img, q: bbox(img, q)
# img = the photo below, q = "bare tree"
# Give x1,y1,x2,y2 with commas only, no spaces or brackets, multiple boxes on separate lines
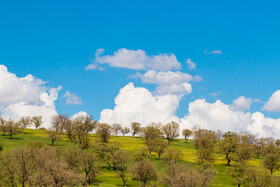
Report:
19,116,32,130
80,151,99,185
218,131,239,166
164,161,216,187
275,139,280,148
132,148,150,162
162,121,179,144
51,114,71,133
72,114,96,149
13,147,37,187
141,123,162,140
250,168,273,187
130,160,158,187
46,127,61,145
0,151,17,187
263,153,280,174
193,128,217,167
121,127,130,136
62,146,81,170
112,123,122,136
35,147,83,186
131,122,141,136
111,150,130,187
96,123,112,143
145,138,168,159
182,129,192,142
6,120,22,139
0,117,7,135
93,141,121,170
162,148,184,164
230,161,252,187
32,116,42,129
63,119,75,142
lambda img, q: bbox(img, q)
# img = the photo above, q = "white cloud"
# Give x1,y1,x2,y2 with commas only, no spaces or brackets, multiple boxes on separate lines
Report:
156,82,192,96
84,63,105,71
181,99,252,132
99,82,280,138
204,49,222,55
86,48,181,71
247,112,280,138
263,90,280,111
0,65,46,106
180,99,280,138
138,70,193,84
136,70,193,96
0,65,61,128
70,111,88,120
194,75,203,82
99,83,180,128
231,96,252,111
186,58,196,70
63,91,82,105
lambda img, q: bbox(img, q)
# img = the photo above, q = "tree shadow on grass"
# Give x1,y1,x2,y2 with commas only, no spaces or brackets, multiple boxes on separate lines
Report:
2,137,24,140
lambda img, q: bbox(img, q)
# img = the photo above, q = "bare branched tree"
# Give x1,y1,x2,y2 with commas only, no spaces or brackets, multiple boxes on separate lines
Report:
19,116,32,130
162,121,179,144
31,116,42,129
121,127,130,136
131,122,141,136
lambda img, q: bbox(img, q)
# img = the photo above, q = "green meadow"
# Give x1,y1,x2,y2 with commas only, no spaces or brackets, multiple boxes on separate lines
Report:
0,129,276,186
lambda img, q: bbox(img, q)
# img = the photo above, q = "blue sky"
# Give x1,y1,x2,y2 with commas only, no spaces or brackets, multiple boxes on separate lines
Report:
1,1,280,136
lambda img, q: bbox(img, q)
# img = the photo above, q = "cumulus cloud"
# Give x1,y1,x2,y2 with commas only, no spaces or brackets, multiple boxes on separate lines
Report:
181,99,252,132
247,112,280,138
231,96,252,111
70,111,88,120
0,65,61,128
99,83,180,127
86,48,181,71
99,82,280,138
136,70,193,96
63,91,82,105
180,99,280,138
186,58,196,70
263,90,280,111
204,49,222,55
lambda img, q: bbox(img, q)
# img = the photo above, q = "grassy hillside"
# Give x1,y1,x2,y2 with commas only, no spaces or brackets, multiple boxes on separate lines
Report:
0,129,276,186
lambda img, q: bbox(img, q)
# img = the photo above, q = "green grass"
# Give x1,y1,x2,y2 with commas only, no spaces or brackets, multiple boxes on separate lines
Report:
0,129,277,186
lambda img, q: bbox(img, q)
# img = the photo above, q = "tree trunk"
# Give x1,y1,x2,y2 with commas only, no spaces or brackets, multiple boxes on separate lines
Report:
227,159,231,166
121,173,126,187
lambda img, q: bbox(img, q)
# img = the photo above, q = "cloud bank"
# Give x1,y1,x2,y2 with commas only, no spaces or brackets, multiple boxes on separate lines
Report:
99,83,180,128
0,65,60,128
99,83,280,138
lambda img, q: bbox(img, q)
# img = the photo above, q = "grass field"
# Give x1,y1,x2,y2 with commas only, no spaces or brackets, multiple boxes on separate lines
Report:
0,129,275,186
